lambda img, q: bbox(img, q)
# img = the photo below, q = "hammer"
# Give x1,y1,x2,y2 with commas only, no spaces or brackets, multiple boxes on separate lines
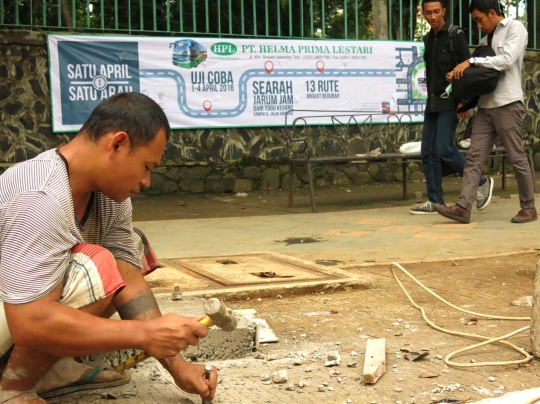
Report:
112,298,237,373
198,298,237,331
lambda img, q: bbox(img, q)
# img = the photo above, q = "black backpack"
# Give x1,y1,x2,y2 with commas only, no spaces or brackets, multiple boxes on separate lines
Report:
454,45,500,111
423,25,462,67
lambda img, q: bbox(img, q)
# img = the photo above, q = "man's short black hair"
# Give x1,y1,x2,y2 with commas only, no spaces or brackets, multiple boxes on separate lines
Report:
79,92,171,150
469,0,503,15
422,0,446,11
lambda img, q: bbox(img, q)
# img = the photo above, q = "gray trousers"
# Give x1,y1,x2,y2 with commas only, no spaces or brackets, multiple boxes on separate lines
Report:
457,101,535,211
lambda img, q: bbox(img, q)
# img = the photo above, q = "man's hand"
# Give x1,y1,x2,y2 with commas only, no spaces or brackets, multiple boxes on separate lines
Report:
456,103,469,120
161,356,218,401
452,60,470,80
113,260,209,358
140,314,209,359
445,71,454,83
114,260,215,398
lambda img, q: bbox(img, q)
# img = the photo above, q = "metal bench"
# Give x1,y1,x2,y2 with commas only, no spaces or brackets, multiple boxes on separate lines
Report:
284,110,535,212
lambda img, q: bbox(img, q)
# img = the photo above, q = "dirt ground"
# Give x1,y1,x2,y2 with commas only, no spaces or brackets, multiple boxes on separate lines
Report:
48,178,540,403
50,249,540,403
205,253,539,404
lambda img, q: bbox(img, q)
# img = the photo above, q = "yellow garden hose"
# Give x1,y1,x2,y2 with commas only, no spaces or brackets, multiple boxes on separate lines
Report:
390,262,532,368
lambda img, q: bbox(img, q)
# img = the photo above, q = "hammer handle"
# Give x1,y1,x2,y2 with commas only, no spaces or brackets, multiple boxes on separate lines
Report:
199,315,214,328
112,351,147,373
111,316,214,373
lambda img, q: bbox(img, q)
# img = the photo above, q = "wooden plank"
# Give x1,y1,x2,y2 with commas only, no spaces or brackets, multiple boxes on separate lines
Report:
362,338,386,384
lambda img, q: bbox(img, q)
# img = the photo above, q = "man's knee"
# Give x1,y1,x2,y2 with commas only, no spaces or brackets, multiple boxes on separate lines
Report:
464,144,485,163
71,244,117,268
64,244,125,310
69,244,122,282
434,142,454,158
508,155,532,171
132,228,160,275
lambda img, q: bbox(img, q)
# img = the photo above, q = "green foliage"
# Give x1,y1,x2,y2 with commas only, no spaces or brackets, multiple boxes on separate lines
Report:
1,0,374,40
388,0,421,40
252,177,262,190
307,0,373,39
221,161,245,174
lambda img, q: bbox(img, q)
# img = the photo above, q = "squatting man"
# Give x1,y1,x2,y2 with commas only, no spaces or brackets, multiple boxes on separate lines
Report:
0,92,217,403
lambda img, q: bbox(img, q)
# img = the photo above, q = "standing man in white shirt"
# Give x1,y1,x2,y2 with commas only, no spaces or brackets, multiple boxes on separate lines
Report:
434,0,536,224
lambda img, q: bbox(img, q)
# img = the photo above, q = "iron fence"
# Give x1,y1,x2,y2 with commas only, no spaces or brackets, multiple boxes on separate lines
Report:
0,0,537,49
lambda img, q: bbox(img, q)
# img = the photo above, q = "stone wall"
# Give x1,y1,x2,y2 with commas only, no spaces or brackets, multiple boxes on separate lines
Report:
1,29,540,194
0,30,73,164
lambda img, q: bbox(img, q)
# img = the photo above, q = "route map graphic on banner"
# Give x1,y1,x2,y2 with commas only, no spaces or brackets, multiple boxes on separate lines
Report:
47,35,426,132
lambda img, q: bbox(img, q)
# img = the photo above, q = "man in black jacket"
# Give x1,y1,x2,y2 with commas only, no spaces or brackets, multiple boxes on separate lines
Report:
411,0,492,215
434,0,536,224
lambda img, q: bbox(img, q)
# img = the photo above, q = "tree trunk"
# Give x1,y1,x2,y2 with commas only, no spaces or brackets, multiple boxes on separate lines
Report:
372,0,388,39
61,0,73,28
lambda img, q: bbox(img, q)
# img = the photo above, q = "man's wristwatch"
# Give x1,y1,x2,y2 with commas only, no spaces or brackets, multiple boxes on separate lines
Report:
469,57,476,65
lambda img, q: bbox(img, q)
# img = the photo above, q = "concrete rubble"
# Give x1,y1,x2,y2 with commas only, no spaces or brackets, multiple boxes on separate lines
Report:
324,350,341,367
271,369,288,384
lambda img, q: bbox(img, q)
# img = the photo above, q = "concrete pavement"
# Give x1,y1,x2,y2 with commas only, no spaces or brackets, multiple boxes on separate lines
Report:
132,195,540,301
136,196,539,272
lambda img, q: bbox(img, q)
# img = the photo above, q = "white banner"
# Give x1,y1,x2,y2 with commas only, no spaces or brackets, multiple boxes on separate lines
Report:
47,35,426,132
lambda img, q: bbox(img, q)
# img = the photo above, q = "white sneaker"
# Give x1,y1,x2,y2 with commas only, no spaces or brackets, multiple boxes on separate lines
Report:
410,201,440,215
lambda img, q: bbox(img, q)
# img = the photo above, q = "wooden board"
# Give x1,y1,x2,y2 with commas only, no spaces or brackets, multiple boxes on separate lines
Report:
362,338,386,384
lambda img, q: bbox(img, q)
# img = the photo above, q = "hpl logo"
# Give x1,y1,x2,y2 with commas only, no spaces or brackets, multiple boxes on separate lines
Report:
58,41,140,125
210,42,237,56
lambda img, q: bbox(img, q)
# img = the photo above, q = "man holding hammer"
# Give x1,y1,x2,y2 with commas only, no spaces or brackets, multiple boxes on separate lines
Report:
0,93,217,403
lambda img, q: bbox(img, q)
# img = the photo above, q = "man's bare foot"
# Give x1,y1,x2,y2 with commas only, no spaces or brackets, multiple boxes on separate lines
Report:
35,358,128,396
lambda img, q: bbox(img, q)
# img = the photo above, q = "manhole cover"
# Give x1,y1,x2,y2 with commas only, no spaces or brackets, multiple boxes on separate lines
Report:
161,253,343,287
278,237,322,245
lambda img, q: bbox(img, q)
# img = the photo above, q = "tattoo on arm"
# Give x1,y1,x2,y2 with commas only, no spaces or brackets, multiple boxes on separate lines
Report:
117,291,161,321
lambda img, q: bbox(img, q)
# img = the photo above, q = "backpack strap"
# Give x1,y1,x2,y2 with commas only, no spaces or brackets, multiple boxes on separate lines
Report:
447,24,463,67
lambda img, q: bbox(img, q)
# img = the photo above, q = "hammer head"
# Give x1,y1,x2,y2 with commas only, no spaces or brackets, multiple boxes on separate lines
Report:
203,298,238,332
